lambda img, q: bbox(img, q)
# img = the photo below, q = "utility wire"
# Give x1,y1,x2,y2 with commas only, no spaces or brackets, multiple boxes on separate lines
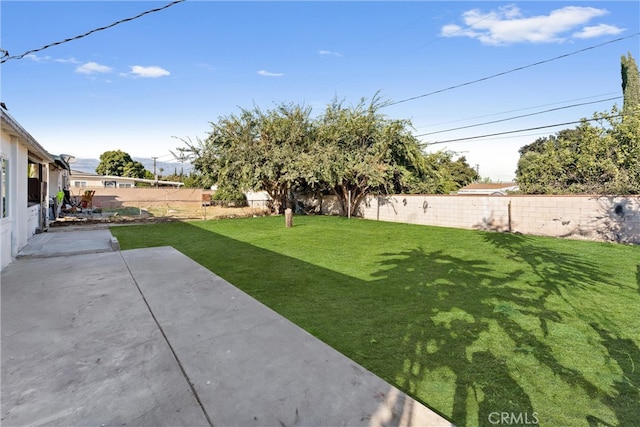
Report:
415,96,621,137
1,0,185,64
416,92,620,128
423,111,634,145
387,32,640,107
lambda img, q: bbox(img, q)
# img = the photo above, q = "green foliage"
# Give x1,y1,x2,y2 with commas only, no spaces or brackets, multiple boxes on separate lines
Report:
424,151,479,193
176,95,482,215
211,185,247,206
180,173,207,189
313,95,433,215
96,150,149,179
621,52,640,114
516,108,640,194
517,55,640,195
176,104,313,213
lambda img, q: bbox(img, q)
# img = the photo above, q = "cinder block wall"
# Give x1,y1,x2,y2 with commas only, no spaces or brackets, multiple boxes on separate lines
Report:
352,194,640,244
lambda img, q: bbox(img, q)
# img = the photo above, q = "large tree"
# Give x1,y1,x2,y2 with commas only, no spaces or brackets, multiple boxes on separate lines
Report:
516,54,640,195
314,96,430,216
177,96,477,215
176,104,314,213
96,150,148,179
516,109,639,194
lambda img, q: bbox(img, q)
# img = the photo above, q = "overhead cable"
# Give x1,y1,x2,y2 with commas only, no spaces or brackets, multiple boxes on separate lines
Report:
1,0,185,64
423,111,635,145
415,96,621,137
387,32,640,107
416,92,620,128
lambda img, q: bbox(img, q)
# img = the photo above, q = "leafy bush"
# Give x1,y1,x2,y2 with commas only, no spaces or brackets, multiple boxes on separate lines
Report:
212,186,247,207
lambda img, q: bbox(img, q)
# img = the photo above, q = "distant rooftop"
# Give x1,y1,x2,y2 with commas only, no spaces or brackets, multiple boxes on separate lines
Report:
457,182,519,195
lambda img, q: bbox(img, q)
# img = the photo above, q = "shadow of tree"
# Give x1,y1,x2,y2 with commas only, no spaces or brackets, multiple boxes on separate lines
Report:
371,233,638,426
559,196,640,244
588,324,640,427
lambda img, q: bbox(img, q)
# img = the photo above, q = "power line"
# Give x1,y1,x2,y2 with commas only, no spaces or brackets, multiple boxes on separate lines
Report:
387,32,640,107
1,0,185,64
415,96,621,137
423,111,633,145
415,92,620,129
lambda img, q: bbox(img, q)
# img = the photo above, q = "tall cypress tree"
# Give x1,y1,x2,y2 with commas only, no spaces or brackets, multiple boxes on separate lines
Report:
621,52,640,115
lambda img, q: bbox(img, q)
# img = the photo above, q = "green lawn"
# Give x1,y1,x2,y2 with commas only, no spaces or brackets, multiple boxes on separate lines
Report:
110,216,640,426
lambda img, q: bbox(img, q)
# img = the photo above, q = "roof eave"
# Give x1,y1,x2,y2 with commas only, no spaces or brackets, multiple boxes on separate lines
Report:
1,110,55,163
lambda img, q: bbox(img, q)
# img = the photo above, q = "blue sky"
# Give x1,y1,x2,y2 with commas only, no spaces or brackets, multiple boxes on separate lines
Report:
2,1,638,181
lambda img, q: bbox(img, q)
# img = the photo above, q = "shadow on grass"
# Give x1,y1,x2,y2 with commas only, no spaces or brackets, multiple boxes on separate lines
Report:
588,324,640,427
111,221,640,426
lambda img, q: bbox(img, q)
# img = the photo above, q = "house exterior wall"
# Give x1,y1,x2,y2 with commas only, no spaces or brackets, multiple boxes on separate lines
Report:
1,112,54,271
0,132,14,269
348,194,640,244
14,144,29,254
70,176,134,188
0,132,32,269
49,164,69,194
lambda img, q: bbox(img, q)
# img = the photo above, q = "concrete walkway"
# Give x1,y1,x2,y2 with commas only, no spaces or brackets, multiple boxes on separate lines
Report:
1,228,454,427
16,225,118,259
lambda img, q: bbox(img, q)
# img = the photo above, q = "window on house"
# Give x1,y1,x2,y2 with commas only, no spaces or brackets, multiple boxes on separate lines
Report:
27,161,42,204
104,180,117,188
1,158,8,218
118,183,132,188
74,181,87,188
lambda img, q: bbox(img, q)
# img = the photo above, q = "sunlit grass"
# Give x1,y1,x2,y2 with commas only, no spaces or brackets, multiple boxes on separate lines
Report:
111,215,640,426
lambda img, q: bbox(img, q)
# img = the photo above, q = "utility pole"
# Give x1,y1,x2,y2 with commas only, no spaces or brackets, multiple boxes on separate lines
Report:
152,156,158,187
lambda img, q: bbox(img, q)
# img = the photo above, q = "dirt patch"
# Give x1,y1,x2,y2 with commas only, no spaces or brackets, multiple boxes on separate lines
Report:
52,203,269,227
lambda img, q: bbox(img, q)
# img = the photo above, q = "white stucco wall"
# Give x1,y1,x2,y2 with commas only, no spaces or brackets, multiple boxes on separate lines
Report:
0,133,13,269
1,112,55,271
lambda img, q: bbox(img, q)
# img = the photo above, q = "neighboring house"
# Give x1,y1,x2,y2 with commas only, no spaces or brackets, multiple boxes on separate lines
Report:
69,170,183,190
457,182,519,196
1,109,65,270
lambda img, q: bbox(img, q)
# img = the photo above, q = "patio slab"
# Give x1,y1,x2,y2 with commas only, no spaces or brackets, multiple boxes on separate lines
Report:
1,251,209,426
2,229,454,426
16,226,115,258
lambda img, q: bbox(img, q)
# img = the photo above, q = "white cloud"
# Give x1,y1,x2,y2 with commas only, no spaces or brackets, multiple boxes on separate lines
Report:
55,57,81,64
441,5,621,45
25,54,51,62
257,70,284,77
319,50,342,57
573,23,625,39
76,61,113,74
128,65,171,78
199,63,216,71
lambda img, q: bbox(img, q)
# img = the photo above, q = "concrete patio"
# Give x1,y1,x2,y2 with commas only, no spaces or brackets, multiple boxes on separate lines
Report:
1,228,453,426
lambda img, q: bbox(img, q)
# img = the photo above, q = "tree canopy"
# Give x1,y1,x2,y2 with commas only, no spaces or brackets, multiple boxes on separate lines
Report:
313,96,435,216
176,96,479,215
96,150,149,179
516,54,640,195
516,107,639,194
